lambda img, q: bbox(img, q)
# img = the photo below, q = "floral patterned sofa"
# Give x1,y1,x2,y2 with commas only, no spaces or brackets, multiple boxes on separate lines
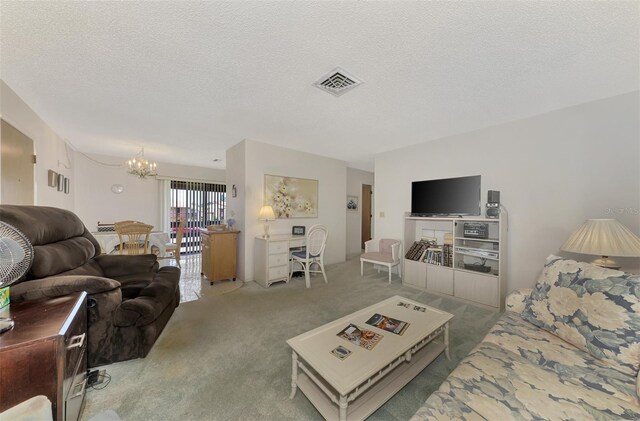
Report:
412,255,640,420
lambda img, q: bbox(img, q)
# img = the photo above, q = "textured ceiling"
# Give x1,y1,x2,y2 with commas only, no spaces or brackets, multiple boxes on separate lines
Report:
1,2,638,171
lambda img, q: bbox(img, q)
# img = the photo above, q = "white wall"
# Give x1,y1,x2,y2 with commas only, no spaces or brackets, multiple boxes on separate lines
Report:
346,167,374,256
73,152,225,231
225,141,247,280
229,139,347,282
375,91,640,292
0,80,74,209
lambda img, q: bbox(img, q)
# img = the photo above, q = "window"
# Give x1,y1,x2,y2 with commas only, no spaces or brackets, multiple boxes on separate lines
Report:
169,180,226,254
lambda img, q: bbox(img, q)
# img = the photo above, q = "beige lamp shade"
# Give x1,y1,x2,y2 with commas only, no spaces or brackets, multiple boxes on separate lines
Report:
561,219,640,268
258,205,276,221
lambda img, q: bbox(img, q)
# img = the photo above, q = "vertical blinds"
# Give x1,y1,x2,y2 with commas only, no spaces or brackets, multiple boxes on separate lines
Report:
169,180,226,254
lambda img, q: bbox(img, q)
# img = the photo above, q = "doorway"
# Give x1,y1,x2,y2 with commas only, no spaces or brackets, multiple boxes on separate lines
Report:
361,184,372,249
1,119,34,205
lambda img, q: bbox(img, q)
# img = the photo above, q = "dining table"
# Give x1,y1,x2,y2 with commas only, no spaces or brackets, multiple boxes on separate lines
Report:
91,231,170,257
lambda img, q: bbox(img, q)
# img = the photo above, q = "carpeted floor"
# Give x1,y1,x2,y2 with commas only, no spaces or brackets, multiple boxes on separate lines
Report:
81,257,501,421
197,278,243,298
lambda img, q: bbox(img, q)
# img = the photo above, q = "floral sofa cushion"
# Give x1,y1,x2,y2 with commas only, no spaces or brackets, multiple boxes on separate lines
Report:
485,311,638,406
522,255,640,376
411,341,640,420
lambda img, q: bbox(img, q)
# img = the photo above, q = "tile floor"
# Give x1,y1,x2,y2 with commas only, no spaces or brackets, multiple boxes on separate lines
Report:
161,253,206,303
165,252,306,303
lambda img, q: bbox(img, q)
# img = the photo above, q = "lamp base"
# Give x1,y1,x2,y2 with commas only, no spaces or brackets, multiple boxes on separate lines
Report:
0,317,14,334
591,256,621,270
263,222,270,239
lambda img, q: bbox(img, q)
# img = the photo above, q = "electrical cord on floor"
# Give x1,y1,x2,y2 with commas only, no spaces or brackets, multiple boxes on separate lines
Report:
87,371,111,391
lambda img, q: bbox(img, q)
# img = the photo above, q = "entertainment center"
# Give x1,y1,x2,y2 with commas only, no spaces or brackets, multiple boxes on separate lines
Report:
403,215,507,309
405,175,506,309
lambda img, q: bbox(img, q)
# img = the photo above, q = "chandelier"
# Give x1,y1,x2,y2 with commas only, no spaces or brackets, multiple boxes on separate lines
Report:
127,148,157,178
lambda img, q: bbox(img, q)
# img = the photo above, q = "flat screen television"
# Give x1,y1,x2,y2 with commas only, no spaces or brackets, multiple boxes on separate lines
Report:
411,175,481,216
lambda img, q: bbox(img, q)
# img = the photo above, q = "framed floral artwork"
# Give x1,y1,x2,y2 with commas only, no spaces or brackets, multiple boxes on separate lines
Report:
264,175,318,218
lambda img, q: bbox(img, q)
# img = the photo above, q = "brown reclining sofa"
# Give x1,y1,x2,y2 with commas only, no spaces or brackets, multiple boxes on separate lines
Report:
0,205,181,367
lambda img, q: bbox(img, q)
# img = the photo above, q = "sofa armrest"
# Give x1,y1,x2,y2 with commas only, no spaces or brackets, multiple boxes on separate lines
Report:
505,288,532,314
113,267,179,327
94,254,159,278
10,275,120,303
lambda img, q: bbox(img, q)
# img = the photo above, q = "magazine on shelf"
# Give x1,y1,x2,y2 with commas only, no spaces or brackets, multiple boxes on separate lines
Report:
365,313,410,335
337,323,383,350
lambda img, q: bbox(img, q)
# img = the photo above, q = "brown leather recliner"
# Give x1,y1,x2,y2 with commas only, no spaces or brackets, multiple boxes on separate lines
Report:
0,205,180,367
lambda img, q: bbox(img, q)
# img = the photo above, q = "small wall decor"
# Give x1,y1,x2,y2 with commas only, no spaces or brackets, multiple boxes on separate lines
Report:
264,174,318,218
111,184,124,194
48,170,58,188
232,184,237,197
347,195,359,212
57,174,64,191
64,177,70,194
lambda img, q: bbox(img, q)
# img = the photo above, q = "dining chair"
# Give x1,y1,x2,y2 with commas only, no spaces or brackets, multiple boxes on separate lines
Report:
161,220,185,268
114,220,153,255
289,224,328,288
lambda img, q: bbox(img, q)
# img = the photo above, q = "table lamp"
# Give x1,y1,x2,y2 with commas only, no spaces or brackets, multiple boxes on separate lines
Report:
259,205,276,239
561,219,640,269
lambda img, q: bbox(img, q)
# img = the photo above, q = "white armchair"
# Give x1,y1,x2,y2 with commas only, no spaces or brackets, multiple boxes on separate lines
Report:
360,239,402,284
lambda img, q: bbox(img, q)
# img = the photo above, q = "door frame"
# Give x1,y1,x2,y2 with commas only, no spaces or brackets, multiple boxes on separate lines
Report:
361,184,372,249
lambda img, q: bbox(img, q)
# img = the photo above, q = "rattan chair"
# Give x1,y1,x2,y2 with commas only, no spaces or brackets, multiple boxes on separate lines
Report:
289,224,328,288
114,220,153,255
160,220,185,268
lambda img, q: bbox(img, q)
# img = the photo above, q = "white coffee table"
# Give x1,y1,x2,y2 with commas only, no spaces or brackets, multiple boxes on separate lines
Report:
287,296,453,421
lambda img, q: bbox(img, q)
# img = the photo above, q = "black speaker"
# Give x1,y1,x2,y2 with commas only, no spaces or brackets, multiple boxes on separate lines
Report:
486,190,500,218
487,190,500,205
486,207,500,218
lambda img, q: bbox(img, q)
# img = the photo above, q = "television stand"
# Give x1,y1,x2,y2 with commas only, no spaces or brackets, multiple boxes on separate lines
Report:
403,214,507,309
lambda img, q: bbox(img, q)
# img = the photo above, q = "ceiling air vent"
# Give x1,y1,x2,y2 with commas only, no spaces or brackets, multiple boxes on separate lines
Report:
313,67,362,97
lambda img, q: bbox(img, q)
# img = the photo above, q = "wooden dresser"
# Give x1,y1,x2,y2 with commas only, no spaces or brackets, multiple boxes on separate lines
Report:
200,229,240,284
0,292,88,421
